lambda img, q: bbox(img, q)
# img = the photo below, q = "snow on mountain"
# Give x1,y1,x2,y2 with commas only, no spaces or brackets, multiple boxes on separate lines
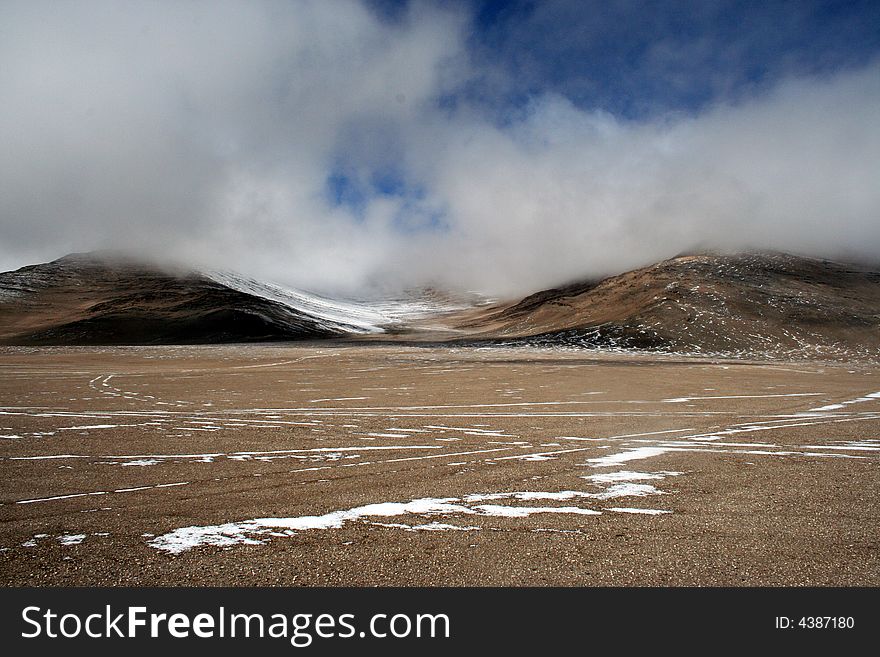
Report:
207,271,478,335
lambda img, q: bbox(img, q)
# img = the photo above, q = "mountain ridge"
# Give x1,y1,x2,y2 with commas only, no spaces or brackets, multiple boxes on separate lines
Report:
440,252,880,359
1,250,878,359
0,252,344,345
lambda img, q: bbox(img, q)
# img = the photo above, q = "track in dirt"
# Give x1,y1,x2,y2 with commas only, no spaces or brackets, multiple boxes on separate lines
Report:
1,344,878,585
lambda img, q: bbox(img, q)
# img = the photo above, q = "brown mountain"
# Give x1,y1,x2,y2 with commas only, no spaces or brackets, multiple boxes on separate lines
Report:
0,252,344,345
441,253,880,359
3,251,879,358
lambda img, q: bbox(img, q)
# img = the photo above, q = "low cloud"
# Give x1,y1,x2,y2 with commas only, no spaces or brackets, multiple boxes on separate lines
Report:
1,1,878,298
413,62,880,294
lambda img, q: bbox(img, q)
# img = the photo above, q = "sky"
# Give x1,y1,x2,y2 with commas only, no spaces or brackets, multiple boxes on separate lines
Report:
1,0,879,297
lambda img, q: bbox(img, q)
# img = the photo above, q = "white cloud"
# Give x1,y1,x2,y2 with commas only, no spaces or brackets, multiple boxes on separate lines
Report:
414,63,880,294
0,0,466,292
1,1,878,297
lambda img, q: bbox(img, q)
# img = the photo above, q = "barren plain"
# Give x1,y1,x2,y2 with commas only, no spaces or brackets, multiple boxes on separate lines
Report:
1,344,878,586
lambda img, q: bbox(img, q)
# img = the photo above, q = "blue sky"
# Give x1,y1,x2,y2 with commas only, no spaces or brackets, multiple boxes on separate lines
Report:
1,1,879,294
331,0,880,229
459,0,880,118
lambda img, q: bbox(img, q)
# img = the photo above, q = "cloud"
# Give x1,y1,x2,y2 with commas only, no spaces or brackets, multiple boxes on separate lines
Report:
410,61,880,294
0,0,466,291
1,1,878,298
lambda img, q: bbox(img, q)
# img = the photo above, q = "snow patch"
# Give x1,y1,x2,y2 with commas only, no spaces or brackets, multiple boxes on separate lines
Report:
582,470,681,483
149,481,670,553
586,447,671,467
57,534,86,545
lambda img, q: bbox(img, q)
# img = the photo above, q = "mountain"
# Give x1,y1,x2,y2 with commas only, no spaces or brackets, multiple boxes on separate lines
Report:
0,252,356,345
206,271,480,335
443,253,880,359
2,251,878,358
0,252,481,345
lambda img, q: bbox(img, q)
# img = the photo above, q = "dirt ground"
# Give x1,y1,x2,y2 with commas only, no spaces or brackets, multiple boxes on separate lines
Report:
1,343,878,586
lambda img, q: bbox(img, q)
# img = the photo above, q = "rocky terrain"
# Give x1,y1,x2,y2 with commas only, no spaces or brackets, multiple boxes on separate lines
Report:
2,344,878,586
0,253,363,345
444,253,880,360
2,252,879,587
1,251,878,359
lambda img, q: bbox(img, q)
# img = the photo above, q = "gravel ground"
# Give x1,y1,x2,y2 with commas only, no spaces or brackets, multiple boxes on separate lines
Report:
1,344,878,586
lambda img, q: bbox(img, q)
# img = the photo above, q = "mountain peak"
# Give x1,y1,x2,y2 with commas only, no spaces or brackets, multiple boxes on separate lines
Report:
444,251,880,359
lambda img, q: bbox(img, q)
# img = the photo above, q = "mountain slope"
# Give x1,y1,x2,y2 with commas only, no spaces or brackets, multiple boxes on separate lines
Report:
3,251,878,357
0,253,349,345
207,271,480,334
448,253,880,359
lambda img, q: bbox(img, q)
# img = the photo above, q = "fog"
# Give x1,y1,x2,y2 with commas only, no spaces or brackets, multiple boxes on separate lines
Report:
1,1,878,297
